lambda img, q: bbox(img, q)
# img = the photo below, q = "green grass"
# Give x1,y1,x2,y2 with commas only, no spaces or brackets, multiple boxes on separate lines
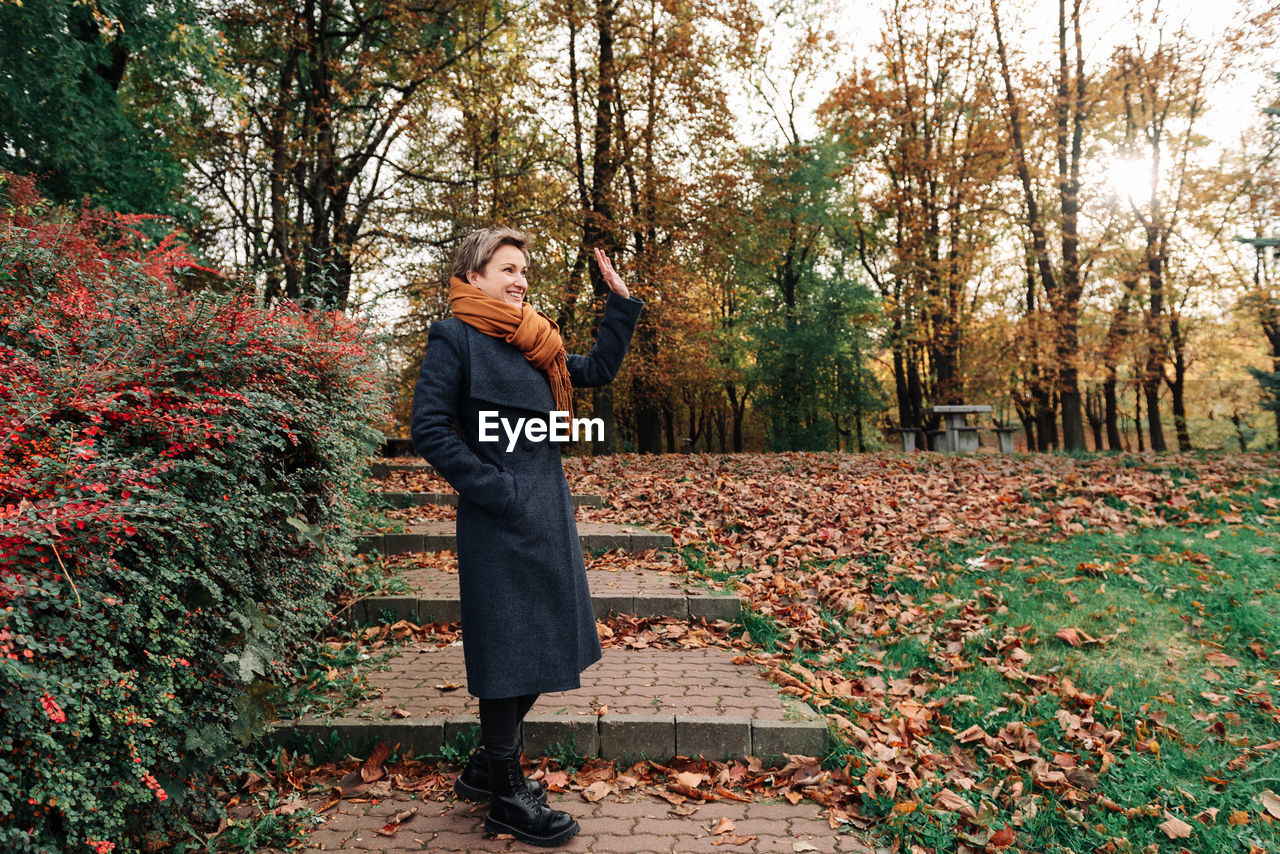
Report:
812,475,1280,853
543,734,589,773
734,606,787,652
340,556,411,598
273,635,394,719
439,725,480,764
201,800,316,853
681,543,751,592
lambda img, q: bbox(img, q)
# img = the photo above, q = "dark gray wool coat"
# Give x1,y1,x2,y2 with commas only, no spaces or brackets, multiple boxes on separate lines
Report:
410,291,643,698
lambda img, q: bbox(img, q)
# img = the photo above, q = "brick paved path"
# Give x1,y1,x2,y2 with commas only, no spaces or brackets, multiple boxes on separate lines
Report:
343,549,738,626
288,792,883,853
349,646,816,721
399,558,697,600
275,474,883,853
358,521,673,556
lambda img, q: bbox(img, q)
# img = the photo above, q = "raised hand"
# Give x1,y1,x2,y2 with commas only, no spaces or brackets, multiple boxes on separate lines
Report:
593,247,630,300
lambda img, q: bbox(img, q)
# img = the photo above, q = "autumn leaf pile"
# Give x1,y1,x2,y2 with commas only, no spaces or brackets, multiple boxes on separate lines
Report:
367,450,1280,850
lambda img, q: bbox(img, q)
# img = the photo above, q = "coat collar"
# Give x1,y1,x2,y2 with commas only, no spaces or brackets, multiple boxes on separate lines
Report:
464,322,557,414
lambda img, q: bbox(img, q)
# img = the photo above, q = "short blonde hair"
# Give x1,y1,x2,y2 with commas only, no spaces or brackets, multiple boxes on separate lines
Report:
452,227,531,282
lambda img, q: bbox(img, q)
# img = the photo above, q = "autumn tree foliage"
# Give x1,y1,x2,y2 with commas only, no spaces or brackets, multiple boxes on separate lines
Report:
0,174,386,851
15,0,1278,451
0,0,213,214
823,0,1005,445
385,0,815,452
189,0,504,309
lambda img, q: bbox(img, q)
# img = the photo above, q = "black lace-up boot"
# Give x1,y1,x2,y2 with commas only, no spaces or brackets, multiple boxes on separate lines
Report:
483,749,578,847
454,743,546,804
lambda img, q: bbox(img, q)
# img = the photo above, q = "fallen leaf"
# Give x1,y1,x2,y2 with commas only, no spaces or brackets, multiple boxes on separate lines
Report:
713,817,736,835
581,781,615,803
361,742,390,783
242,771,269,794
1055,627,1084,647
1158,813,1193,839
1205,651,1240,668
987,826,1017,849
1260,790,1280,820
935,788,978,818
273,798,303,816
675,771,705,789
711,835,757,847
541,770,570,791
374,806,418,837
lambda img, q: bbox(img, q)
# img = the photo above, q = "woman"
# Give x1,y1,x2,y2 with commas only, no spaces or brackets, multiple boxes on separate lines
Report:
411,228,642,847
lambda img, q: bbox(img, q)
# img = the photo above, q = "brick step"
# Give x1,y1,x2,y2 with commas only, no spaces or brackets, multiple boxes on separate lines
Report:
370,460,432,477
377,490,602,509
339,561,739,626
357,521,673,556
273,646,828,764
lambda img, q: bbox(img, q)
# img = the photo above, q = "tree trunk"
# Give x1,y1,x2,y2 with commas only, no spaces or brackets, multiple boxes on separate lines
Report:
1103,366,1121,451
634,377,662,453
1166,312,1191,451
892,331,911,427
1134,379,1145,452
1229,411,1251,452
1055,301,1085,449
1053,0,1087,451
1035,384,1057,451
1101,272,1135,451
1084,386,1104,451
1260,247,1280,445
907,349,926,449
726,383,747,453
586,0,620,454
1141,216,1169,452
593,387,617,454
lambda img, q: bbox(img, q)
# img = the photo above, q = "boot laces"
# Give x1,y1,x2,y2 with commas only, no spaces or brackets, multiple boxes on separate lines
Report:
507,758,540,809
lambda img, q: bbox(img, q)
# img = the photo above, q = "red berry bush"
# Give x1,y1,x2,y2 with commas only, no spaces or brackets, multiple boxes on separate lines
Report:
0,175,388,852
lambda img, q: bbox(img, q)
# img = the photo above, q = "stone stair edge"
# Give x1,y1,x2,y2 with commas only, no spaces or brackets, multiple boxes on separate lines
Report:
356,526,675,556
376,491,604,509
335,591,741,628
268,708,829,765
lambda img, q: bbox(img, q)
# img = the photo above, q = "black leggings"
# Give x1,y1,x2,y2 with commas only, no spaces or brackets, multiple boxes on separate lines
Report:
478,693,540,758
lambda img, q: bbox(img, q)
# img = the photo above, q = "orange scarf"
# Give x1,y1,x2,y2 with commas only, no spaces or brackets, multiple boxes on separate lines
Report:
449,276,574,416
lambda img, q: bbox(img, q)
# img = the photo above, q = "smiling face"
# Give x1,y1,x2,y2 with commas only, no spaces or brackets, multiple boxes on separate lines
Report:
468,244,528,307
